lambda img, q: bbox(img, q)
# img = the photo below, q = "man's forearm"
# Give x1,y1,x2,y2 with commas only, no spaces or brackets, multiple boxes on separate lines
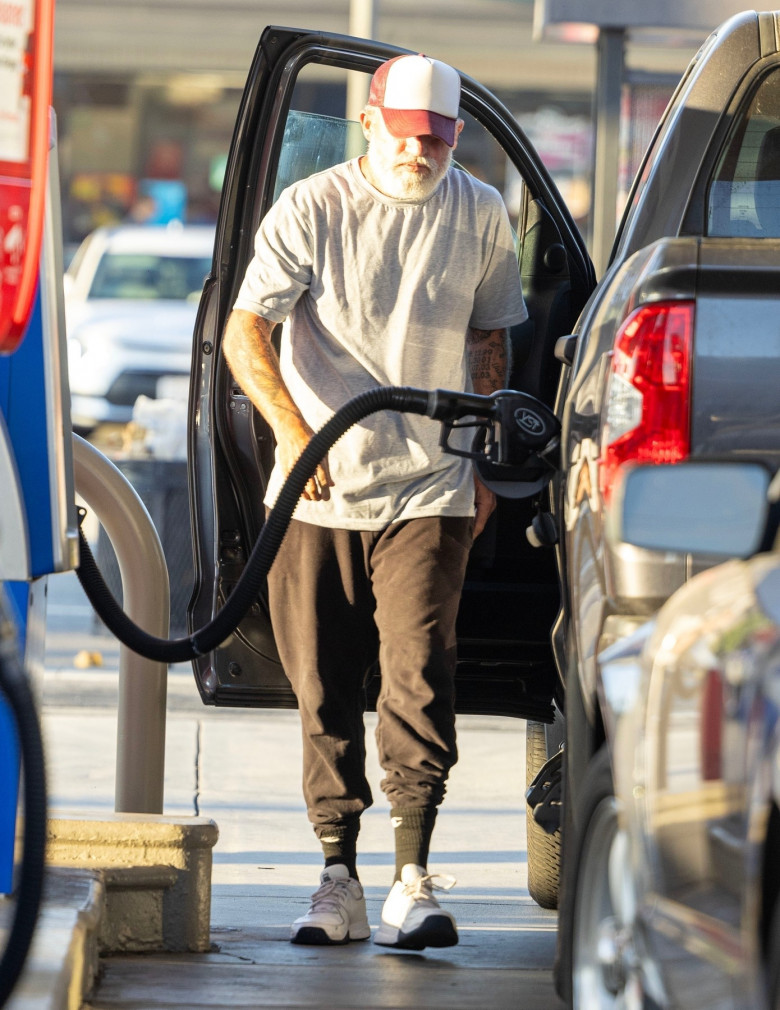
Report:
222,308,333,500
222,308,303,430
466,327,510,396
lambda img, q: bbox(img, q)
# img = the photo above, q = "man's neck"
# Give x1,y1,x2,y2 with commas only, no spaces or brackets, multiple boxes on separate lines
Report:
358,155,384,195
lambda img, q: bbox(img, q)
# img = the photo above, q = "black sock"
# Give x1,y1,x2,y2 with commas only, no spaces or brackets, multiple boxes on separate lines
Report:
390,806,438,881
318,821,360,880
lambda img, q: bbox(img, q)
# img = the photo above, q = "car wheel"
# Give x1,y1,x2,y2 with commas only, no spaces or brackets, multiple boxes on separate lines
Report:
768,897,780,1010
569,745,650,1009
526,719,561,910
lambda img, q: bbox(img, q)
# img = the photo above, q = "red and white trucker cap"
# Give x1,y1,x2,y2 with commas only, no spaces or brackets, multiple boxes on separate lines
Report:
368,54,461,147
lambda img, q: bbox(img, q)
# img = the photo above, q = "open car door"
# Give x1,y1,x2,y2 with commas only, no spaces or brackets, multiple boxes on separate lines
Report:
187,26,595,715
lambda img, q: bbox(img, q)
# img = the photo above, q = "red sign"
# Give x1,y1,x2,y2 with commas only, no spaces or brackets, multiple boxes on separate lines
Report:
0,0,54,353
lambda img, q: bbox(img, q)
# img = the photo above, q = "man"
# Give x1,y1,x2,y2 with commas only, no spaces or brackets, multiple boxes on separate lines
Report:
222,53,526,950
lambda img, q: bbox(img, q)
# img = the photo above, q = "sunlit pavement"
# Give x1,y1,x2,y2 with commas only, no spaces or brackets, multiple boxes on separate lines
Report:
35,569,564,1009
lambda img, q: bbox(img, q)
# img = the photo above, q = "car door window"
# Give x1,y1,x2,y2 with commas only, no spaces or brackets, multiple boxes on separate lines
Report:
274,65,366,200
708,66,780,237
274,109,363,200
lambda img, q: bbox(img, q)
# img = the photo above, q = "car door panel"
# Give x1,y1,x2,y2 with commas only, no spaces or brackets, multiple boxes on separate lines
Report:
188,26,594,712
514,195,577,406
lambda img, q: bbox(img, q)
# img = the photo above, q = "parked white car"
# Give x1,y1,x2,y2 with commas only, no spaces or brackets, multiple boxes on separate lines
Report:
65,224,215,432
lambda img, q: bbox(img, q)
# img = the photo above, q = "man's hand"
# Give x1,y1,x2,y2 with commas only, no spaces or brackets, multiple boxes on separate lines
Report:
275,415,333,501
473,475,496,539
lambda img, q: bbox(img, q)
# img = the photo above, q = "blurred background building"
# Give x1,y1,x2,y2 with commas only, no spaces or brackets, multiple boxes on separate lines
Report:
52,0,706,253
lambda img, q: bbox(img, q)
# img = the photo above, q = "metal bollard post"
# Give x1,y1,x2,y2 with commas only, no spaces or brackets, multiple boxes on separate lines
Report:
72,434,170,814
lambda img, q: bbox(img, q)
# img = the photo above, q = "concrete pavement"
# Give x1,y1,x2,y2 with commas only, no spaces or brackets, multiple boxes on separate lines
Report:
6,571,565,1009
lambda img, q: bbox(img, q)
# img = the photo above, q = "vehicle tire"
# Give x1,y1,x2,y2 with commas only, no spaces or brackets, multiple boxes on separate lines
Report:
767,897,780,1010
526,718,561,910
566,744,652,1009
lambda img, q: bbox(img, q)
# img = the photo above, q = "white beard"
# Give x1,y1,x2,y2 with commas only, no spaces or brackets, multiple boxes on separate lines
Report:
364,142,452,200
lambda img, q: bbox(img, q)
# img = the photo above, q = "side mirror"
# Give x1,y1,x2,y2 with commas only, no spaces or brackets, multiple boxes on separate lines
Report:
607,461,771,558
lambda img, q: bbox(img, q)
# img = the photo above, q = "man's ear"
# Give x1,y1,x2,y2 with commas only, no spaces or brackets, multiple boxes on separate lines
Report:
359,108,373,140
451,118,465,152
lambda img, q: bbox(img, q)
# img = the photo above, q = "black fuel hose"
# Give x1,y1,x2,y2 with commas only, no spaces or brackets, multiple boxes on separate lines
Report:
0,617,47,1009
76,385,474,665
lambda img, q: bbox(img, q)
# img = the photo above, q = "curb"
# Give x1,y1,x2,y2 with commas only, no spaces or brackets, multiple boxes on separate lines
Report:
7,867,105,1010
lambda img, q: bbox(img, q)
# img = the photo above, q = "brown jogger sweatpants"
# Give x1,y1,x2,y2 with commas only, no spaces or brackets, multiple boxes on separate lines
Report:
266,515,473,836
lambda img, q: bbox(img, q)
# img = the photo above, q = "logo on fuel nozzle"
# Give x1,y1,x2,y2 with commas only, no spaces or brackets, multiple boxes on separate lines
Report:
514,407,546,435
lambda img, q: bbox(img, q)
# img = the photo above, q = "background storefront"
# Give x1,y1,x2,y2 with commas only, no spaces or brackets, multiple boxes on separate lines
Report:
52,0,694,251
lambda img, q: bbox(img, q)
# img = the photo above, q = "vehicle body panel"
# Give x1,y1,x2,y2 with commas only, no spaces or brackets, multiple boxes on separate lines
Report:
692,242,780,457
602,545,780,1009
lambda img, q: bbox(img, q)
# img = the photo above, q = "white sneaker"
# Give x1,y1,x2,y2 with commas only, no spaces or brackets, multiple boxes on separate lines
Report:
291,864,370,945
374,863,458,950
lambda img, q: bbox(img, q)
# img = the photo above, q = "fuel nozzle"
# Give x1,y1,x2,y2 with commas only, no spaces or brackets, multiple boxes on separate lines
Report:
430,387,558,460
420,387,560,500
373,386,560,500
425,388,499,422
488,390,560,466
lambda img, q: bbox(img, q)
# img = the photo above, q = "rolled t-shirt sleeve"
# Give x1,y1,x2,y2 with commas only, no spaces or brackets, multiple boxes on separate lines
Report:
233,190,313,322
468,195,527,331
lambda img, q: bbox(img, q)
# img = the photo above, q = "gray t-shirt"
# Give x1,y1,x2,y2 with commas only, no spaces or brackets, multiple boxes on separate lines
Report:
234,158,527,529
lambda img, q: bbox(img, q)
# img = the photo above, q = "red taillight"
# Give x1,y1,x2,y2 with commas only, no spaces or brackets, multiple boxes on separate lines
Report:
599,300,694,503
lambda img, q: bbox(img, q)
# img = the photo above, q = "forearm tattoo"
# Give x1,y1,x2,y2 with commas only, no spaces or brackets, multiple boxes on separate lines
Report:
467,327,509,393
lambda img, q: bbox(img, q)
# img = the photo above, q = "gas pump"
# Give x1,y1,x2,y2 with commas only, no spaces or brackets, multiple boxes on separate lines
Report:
0,0,77,1003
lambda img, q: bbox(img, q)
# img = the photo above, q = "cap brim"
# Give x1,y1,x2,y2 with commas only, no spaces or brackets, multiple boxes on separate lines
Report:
380,108,457,147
